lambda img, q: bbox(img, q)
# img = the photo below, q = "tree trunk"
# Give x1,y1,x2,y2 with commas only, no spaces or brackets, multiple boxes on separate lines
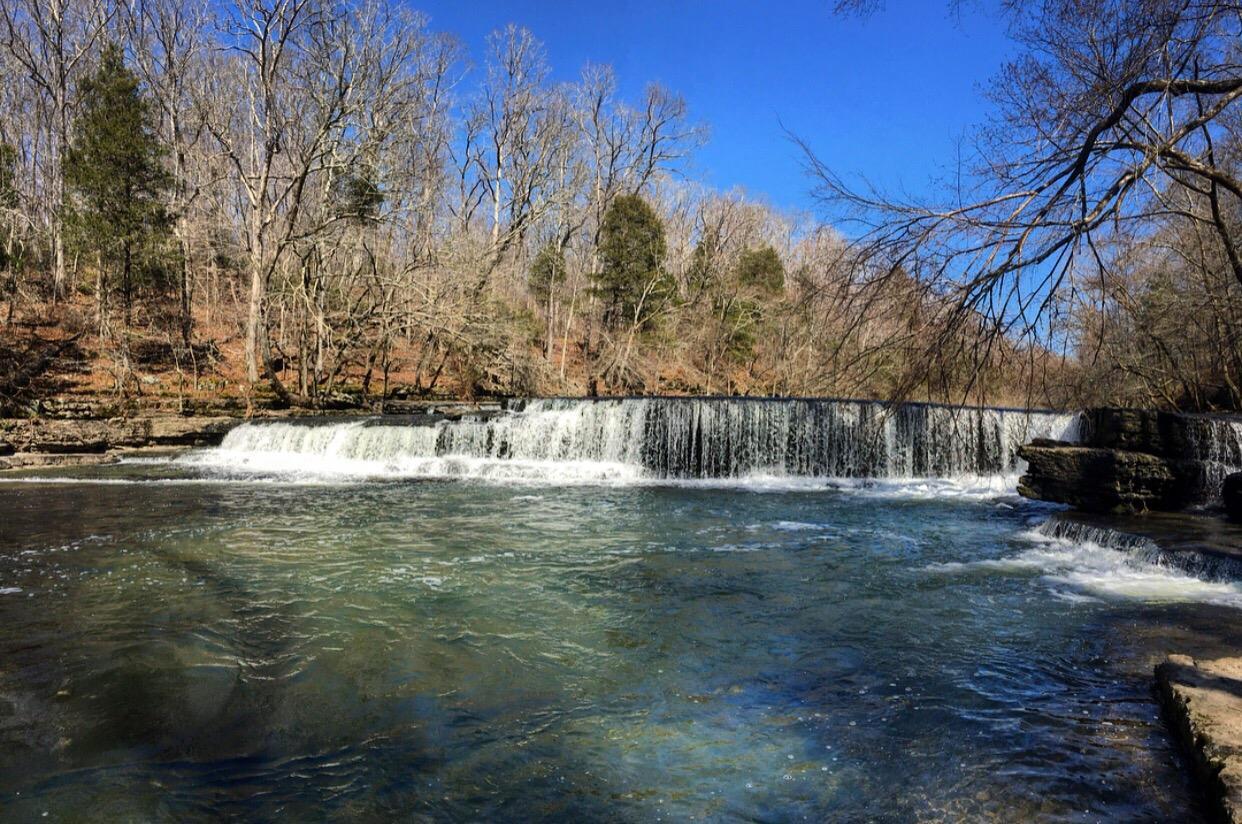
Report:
245,263,263,383
52,77,67,300
122,241,132,326
95,252,106,334
177,227,191,348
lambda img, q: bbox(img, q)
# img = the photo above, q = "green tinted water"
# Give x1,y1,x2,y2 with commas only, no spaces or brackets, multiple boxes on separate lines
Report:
0,464,1231,820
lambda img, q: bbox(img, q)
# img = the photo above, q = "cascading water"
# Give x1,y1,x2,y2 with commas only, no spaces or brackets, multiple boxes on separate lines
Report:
184,397,1083,482
1036,517,1242,582
1185,416,1242,504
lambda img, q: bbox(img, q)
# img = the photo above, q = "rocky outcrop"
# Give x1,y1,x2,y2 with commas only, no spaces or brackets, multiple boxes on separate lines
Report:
0,416,238,469
1225,473,1242,522
1085,407,1194,454
1018,407,1242,513
1017,442,1192,513
0,452,124,470
1156,655,1242,823
0,407,503,470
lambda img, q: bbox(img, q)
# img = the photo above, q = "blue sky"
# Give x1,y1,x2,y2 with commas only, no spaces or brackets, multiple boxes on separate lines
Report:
417,0,1016,214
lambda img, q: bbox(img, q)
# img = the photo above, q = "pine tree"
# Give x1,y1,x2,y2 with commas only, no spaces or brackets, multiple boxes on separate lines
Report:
593,195,674,329
528,242,566,303
65,43,172,325
735,245,784,294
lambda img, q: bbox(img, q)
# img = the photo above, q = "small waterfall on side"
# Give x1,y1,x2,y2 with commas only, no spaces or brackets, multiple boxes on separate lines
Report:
189,397,1081,482
1185,417,1242,505
1036,517,1242,582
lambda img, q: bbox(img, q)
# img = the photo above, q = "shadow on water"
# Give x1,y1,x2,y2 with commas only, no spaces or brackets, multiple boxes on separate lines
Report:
0,484,438,819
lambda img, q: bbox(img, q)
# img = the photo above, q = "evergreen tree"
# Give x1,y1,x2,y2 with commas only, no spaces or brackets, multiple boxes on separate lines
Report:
685,232,720,302
734,245,784,294
528,241,566,303
65,43,172,324
593,194,674,329
332,165,384,222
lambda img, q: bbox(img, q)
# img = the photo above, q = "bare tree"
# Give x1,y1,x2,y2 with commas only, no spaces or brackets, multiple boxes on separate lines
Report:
199,0,368,401
123,0,211,348
802,0,1242,403
0,0,114,297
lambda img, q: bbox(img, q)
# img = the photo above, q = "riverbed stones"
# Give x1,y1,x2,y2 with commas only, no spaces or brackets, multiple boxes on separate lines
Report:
1155,655,1242,823
1016,443,1191,513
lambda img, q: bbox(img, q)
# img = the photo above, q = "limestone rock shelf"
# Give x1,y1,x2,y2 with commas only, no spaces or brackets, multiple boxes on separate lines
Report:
0,416,238,470
0,416,237,455
1156,655,1242,824
1018,407,1242,513
0,404,503,471
1017,443,1190,512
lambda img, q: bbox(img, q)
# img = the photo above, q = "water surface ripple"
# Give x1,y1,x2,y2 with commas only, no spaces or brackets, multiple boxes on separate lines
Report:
0,465,1232,821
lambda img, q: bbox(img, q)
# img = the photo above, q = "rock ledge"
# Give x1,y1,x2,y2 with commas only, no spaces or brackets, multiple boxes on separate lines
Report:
1017,407,1242,512
1156,655,1242,823
0,416,238,470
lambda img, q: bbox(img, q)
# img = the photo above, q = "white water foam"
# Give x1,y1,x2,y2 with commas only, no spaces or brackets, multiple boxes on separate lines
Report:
175,448,642,485
107,459,1029,496
927,524,1242,608
660,474,1035,499
826,474,1029,502
172,400,1082,482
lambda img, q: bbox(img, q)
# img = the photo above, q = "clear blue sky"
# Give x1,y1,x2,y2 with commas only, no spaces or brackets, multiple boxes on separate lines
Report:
416,0,1015,214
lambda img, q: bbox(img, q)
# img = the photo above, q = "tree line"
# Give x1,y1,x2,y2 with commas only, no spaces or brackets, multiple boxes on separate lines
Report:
1,0,1237,412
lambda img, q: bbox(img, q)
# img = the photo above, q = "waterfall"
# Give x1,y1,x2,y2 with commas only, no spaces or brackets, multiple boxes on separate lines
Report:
1185,416,1242,504
187,398,1082,482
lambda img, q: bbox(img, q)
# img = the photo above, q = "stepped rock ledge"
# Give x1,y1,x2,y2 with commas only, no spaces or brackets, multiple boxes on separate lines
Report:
1017,407,1242,513
0,416,238,469
1018,408,1242,818
1156,656,1242,824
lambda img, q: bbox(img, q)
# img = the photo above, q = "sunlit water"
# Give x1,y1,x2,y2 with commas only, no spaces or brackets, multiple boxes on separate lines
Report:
0,459,1236,821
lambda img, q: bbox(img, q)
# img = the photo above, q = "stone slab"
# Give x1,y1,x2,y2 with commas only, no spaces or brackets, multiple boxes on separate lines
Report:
1156,655,1242,823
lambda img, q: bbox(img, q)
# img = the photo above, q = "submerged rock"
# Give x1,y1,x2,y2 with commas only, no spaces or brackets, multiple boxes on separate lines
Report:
1156,655,1242,823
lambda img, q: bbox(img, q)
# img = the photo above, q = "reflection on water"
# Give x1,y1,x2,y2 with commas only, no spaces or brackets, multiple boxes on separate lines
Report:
0,464,1227,821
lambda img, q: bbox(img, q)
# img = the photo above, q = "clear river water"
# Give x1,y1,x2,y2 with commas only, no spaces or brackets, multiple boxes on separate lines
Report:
1,399,1239,821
